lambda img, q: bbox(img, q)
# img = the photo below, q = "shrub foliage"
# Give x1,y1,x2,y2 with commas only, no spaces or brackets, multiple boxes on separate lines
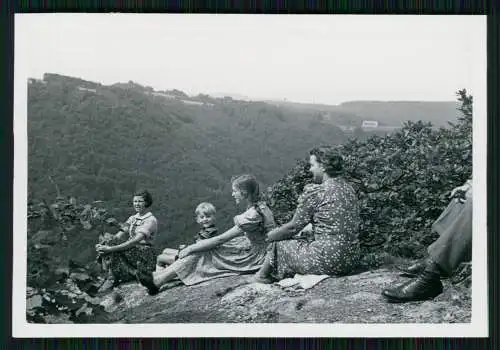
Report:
27,197,121,288
267,89,472,263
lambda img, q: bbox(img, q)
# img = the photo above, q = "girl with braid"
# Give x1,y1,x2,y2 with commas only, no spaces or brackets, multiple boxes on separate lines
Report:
137,174,275,295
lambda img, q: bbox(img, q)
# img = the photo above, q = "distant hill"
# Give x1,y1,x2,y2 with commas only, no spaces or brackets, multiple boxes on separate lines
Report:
335,100,461,127
263,99,460,128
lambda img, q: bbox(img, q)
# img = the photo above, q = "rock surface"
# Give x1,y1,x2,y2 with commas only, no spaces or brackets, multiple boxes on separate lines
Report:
90,268,471,324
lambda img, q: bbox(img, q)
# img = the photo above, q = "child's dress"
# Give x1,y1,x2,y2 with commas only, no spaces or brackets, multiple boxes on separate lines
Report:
169,202,275,286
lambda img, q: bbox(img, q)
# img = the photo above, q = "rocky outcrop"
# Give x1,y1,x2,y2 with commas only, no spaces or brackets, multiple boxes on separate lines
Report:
28,267,470,324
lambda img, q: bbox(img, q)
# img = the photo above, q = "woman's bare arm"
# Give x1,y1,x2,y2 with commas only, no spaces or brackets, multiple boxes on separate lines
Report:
114,230,127,241
266,217,306,242
107,233,144,252
185,225,243,255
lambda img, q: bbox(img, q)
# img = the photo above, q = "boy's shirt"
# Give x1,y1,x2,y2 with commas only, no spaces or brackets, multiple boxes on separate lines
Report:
195,225,219,242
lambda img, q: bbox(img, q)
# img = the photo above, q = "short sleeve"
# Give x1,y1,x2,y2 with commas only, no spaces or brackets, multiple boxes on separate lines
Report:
121,215,134,231
234,208,263,233
292,184,322,229
135,216,158,239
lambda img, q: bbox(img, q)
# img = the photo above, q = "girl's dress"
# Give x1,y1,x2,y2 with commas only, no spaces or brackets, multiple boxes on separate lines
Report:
169,202,275,286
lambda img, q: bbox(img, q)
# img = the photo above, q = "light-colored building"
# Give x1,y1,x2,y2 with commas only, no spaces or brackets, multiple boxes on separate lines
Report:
180,99,214,107
28,78,45,84
362,120,379,128
180,99,204,106
151,92,176,99
77,86,97,93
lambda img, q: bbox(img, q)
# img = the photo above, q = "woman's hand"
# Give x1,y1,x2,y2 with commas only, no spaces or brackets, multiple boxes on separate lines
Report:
450,182,471,198
178,246,192,259
266,226,286,242
450,183,470,203
95,244,112,254
266,221,300,243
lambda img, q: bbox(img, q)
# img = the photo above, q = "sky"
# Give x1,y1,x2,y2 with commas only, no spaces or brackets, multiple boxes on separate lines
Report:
16,14,483,105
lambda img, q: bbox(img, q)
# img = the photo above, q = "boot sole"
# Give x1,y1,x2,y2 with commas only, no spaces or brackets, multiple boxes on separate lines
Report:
384,296,434,303
382,293,441,303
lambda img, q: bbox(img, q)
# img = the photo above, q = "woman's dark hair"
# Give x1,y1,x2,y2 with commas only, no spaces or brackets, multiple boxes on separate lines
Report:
309,146,344,177
134,189,153,208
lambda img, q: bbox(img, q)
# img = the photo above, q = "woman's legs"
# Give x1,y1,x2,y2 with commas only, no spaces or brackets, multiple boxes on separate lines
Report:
98,258,116,292
101,258,109,271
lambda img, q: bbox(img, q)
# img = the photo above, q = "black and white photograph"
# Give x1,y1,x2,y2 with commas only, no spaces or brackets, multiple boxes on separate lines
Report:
13,14,487,337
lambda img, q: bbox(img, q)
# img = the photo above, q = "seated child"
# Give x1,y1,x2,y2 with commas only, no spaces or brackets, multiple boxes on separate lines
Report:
156,202,219,270
192,202,219,242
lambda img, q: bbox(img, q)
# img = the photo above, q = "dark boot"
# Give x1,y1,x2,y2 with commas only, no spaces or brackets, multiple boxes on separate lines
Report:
382,261,443,303
396,259,427,278
136,270,160,296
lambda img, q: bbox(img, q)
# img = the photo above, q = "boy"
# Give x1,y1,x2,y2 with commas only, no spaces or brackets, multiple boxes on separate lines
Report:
156,202,219,270
193,202,219,242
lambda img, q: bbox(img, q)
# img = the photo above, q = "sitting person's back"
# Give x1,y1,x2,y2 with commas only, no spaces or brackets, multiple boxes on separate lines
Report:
253,147,361,283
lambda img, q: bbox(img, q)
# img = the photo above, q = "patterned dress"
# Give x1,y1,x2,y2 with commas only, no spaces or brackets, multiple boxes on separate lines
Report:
269,177,361,279
102,211,158,283
169,202,275,286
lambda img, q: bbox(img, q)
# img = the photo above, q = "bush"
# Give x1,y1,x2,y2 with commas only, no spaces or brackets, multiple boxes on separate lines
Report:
27,197,119,288
267,90,472,265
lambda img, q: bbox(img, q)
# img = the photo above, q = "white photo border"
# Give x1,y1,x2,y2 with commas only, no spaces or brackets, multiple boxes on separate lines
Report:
12,13,488,338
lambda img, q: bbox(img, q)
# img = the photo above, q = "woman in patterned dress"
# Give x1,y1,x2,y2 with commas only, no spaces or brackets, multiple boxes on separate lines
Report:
253,146,361,282
95,189,158,292
137,174,275,295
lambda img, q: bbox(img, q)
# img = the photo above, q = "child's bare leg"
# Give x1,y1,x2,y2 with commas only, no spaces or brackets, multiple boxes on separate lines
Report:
152,264,179,286
137,251,182,295
156,254,170,269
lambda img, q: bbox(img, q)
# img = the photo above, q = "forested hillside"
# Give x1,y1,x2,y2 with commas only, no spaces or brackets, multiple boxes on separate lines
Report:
28,73,351,261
